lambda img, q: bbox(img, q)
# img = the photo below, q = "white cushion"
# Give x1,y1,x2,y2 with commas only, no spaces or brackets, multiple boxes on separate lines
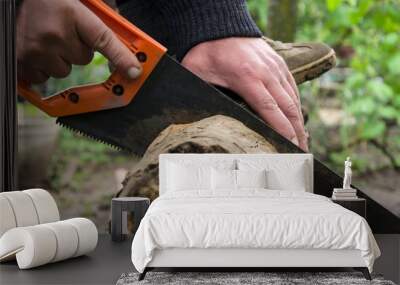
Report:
166,158,236,170
167,163,212,191
236,169,267,189
0,191,39,227
0,196,17,237
23,189,60,224
0,189,60,238
212,168,237,190
212,169,268,191
0,218,97,269
65,218,98,257
42,221,79,262
267,167,307,191
0,226,57,269
159,154,313,195
159,155,237,195
238,159,308,191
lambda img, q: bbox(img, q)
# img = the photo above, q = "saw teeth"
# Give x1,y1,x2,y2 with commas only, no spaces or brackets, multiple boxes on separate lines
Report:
56,119,126,153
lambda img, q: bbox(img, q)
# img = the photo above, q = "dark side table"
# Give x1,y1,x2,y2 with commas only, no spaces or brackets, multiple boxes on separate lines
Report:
331,198,366,218
111,197,150,242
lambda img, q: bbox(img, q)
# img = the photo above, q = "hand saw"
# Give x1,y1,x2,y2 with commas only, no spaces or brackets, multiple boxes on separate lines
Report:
17,0,302,156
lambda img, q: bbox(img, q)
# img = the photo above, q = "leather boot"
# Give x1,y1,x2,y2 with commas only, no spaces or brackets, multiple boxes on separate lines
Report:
263,36,336,85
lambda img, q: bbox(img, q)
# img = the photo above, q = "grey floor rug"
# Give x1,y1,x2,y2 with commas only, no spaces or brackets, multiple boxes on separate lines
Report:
116,272,395,285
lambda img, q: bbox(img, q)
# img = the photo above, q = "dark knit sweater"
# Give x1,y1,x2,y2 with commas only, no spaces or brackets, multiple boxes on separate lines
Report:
116,0,262,61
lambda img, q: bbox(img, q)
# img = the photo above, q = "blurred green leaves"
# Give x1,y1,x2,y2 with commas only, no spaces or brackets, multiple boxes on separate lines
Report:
387,54,400,75
46,52,109,96
248,0,400,171
360,120,386,140
326,0,343,12
57,128,111,164
326,0,399,170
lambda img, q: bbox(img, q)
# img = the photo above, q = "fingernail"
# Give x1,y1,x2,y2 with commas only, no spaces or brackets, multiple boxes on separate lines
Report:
291,137,299,145
127,67,142,79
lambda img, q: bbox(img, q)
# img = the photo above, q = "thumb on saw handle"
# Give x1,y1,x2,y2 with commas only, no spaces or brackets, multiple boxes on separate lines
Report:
17,0,166,117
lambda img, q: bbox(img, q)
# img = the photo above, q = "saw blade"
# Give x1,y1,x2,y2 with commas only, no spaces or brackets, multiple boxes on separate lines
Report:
57,55,300,156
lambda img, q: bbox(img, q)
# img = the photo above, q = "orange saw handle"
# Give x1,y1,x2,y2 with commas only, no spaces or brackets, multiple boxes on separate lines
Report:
17,0,167,117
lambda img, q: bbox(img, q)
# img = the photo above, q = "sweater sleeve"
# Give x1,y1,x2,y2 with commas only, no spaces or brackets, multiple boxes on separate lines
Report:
116,0,262,61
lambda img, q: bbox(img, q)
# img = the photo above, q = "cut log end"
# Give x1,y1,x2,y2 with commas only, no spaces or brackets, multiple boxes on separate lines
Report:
118,115,277,200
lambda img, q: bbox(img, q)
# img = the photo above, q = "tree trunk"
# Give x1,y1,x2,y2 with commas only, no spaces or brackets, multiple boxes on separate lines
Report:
267,0,298,42
117,115,277,200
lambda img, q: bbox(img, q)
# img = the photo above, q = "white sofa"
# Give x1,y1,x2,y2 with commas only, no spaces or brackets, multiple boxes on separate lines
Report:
0,189,97,269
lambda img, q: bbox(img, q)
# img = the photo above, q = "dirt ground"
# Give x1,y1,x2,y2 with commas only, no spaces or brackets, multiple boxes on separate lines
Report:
52,159,136,233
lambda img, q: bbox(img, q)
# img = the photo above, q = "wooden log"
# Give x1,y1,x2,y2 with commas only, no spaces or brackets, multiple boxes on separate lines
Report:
117,115,277,200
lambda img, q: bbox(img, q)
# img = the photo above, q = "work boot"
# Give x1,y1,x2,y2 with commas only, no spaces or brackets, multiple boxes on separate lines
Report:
264,36,336,85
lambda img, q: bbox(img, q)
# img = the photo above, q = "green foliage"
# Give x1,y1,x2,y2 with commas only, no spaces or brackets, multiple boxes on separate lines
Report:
18,102,52,119
326,0,343,12
319,0,399,170
48,127,130,192
248,0,400,172
247,0,269,32
46,52,110,96
57,128,111,163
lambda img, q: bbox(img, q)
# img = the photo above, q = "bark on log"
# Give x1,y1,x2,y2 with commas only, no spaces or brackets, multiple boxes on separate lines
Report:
118,115,277,200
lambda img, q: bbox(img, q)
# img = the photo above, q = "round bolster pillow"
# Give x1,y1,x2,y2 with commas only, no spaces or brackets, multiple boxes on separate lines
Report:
0,218,98,269
0,189,59,238
64,218,98,257
23,189,60,224
0,191,39,228
0,196,17,237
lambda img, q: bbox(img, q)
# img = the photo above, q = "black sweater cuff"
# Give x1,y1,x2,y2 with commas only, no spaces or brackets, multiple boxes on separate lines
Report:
157,0,262,60
118,0,262,61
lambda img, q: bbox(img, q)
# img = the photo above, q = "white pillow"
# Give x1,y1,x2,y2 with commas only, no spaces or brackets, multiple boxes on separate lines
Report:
267,168,306,191
167,163,211,191
212,169,268,190
165,158,236,170
238,159,308,191
212,168,236,190
236,169,267,189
